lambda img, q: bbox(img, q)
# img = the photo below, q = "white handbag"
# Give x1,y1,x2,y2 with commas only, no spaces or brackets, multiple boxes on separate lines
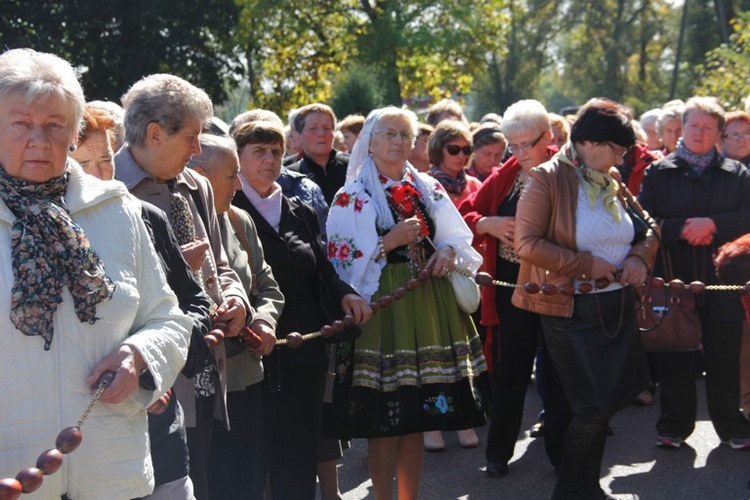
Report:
448,268,480,314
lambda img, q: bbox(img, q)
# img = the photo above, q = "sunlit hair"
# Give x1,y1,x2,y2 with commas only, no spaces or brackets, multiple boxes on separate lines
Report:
121,73,213,146
0,48,85,135
78,105,116,149
186,134,238,173
338,114,365,135
292,103,337,133
683,96,726,131
428,119,472,166
426,98,467,126
725,110,750,131
548,113,571,142
656,103,684,136
229,109,284,137
233,120,286,152
501,99,550,139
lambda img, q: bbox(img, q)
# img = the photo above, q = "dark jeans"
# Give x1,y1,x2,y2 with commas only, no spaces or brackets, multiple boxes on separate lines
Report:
657,320,750,440
208,383,265,500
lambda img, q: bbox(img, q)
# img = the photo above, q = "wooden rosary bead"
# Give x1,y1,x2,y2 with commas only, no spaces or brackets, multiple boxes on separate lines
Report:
378,295,394,308
595,278,611,290
689,281,705,294
559,284,576,296
342,315,356,327
368,301,380,314
668,279,685,292
405,278,421,291
0,478,22,500
239,327,263,348
321,325,335,338
56,426,82,454
285,332,304,349
541,284,558,296
418,269,431,281
474,272,494,287
578,282,594,294
15,468,43,493
524,283,541,294
650,277,665,288
392,287,407,299
36,449,63,475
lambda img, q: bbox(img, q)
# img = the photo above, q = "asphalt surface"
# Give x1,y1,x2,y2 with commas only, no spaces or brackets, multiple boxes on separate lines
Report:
328,380,750,499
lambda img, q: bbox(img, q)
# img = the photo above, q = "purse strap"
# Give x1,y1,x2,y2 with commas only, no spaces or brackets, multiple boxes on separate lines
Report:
227,208,258,297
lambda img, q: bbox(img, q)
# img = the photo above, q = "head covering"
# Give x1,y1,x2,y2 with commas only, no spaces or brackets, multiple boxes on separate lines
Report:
0,164,116,350
346,107,439,231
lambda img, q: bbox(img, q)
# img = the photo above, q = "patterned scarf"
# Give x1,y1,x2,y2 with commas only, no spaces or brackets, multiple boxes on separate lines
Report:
558,143,621,222
429,165,468,195
675,138,717,173
0,166,116,350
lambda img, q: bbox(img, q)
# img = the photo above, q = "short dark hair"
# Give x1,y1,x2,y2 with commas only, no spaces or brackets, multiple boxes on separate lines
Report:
570,98,636,149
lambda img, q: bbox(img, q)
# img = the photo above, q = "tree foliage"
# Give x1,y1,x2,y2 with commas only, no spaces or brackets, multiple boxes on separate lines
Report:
695,11,750,110
0,0,242,103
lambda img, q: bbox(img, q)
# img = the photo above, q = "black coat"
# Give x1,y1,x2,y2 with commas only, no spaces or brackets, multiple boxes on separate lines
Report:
233,191,355,366
638,153,750,321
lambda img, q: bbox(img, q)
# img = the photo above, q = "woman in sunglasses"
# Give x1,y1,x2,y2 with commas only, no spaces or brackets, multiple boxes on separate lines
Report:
427,119,482,207
515,98,657,499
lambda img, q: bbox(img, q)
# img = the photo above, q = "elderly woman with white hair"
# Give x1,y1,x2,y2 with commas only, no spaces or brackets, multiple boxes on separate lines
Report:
324,106,487,499
458,99,565,478
0,48,191,499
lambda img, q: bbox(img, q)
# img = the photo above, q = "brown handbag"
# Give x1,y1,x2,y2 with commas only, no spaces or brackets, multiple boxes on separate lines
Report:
636,249,703,352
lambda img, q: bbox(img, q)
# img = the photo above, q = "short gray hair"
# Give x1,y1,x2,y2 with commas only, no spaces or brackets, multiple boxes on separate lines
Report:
186,134,237,172
0,48,85,135
501,99,550,138
656,101,684,136
121,74,213,147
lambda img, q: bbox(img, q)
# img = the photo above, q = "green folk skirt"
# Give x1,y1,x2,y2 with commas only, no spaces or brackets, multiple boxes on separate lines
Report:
323,262,488,438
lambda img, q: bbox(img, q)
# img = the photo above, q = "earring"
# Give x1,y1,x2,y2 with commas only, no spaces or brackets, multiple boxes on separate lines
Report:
69,144,76,152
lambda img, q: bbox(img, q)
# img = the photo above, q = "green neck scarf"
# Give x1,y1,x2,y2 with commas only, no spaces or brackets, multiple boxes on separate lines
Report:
558,143,621,222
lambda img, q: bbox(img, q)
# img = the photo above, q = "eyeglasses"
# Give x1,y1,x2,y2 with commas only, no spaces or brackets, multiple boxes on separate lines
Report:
723,132,750,141
605,142,630,158
445,144,474,156
374,129,413,142
507,131,545,154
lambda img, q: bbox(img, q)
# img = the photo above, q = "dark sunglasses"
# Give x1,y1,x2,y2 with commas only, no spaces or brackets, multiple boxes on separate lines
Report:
445,144,474,156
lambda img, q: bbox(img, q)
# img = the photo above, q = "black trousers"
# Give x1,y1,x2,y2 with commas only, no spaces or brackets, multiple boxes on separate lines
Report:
656,320,750,440
185,394,215,500
208,382,265,500
263,363,326,500
485,283,568,467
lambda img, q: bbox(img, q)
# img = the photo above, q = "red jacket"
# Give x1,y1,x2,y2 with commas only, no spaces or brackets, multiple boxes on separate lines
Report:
458,158,522,327
624,143,662,195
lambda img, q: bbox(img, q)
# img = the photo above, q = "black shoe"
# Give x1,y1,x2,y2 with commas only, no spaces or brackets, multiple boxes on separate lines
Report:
486,461,509,478
529,421,545,438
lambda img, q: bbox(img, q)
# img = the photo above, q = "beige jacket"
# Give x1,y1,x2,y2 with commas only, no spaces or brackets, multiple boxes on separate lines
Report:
511,155,659,318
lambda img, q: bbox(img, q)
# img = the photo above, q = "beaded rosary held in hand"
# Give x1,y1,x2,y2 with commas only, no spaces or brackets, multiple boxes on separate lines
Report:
0,371,115,499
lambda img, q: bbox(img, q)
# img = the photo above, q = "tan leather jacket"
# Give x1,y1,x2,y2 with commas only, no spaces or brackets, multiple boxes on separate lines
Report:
511,155,659,318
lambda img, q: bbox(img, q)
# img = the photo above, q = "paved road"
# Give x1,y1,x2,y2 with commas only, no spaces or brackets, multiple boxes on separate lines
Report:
330,380,750,499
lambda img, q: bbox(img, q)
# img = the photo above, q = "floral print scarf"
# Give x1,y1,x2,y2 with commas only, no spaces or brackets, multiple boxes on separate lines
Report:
429,165,468,196
0,166,116,350
558,143,621,222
